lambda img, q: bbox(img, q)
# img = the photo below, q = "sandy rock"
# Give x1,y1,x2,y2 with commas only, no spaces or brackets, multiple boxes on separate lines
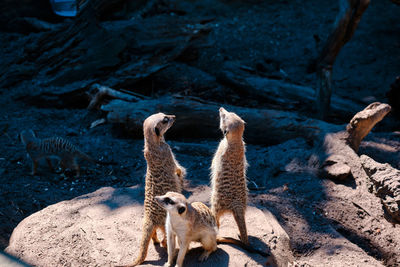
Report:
322,154,351,180
189,186,294,267
6,186,282,267
323,163,351,180
346,102,391,152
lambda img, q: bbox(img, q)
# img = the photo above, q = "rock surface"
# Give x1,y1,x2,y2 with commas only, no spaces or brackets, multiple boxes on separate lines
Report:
6,186,289,267
361,155,400,222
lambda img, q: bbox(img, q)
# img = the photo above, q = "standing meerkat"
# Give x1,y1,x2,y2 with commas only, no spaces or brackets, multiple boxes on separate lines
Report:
156,192,268,267
128,113,186,266
20,129,103,177
210,107,249,244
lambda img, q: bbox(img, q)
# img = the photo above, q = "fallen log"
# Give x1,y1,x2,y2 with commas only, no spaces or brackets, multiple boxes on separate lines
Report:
361,155,400,223
100,95,340,144
219,61,364,119
87,84,148,110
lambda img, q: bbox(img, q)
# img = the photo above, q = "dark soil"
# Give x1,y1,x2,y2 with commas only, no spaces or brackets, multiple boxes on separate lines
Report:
1,0,400,266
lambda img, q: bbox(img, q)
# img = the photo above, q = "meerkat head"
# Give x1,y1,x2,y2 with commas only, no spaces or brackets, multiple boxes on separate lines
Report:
143,113,176,143
219,107,245,140
155,192,188,216
20,129,37,146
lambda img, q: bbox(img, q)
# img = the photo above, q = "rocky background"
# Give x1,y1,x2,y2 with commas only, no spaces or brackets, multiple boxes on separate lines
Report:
1,0,400,266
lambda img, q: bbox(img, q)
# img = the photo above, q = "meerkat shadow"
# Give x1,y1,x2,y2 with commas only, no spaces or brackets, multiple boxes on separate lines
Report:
183,237,270,267
141,243,168,265
183,247,230,267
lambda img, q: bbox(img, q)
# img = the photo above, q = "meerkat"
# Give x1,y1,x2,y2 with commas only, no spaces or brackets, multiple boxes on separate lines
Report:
210,107,249,245
156,191,218,267
20,129,106,176
128,113,186,266
156,192,268,267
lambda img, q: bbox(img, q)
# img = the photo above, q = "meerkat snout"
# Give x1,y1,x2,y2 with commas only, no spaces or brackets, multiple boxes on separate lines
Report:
151,114,176,137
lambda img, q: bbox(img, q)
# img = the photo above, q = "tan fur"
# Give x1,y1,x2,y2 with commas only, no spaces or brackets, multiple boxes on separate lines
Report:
20,130,95,177
129,113,186,266
210,107,249,244
156,192,268,267
156,192,218,267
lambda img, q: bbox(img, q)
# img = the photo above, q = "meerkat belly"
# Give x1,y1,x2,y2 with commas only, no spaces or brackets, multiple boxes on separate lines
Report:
145,161,181,225
214,160,247,210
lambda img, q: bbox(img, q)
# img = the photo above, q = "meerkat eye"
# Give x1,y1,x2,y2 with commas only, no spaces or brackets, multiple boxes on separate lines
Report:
162,117,169,124
178,206,186,214
164,197,175,205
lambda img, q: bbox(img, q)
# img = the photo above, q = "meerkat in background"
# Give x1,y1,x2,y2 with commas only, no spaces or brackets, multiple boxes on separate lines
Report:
156,192,268,267
20,129,100,176
210,107,249,244
129,113,186,266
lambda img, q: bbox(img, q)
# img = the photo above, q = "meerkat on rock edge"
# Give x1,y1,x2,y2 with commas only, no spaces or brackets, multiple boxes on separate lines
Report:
210,107,249,245
156,192,218,267
156,192,268,267
128,113,186,266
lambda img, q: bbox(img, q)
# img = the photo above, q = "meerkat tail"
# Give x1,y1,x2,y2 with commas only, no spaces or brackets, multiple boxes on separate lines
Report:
76,151,116,165
76,151,96,164
216,236,269,257
128,223,156,266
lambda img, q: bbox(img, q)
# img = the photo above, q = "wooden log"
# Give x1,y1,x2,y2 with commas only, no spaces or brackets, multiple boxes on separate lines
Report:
361,155,400,222
87,84,147,110
100,95,340,144
218,61,365,119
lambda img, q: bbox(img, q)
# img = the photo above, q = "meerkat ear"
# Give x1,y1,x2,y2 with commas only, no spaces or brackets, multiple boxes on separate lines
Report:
154,127,160,136
219,108,226,119
178,205,186,215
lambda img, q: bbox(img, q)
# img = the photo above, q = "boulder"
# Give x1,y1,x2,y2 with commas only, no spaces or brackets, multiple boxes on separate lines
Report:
6,186,291,266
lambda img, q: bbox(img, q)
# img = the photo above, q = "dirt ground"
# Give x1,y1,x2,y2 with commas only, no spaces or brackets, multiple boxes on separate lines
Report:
1,0,400,266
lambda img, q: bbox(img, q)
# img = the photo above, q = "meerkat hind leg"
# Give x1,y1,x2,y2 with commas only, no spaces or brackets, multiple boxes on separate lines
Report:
45,157,55,172
151,228,161,245
199,234,217,262
160,226,168,248
131,221,156,266
72,158,80,177
31,160,38,175
232,207,249,245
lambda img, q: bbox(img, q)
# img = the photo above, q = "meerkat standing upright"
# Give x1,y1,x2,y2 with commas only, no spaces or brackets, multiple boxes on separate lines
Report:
128,113,186,266
211,107,249,244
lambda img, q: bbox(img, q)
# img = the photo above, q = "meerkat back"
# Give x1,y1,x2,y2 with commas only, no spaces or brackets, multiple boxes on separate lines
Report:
210,107,249,245
20,130,94,176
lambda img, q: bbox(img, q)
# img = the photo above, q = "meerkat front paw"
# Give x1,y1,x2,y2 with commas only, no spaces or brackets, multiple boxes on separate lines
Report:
176,167,186,179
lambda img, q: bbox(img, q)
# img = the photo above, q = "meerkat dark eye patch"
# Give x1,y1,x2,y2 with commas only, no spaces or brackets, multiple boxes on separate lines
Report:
223,129,228,136
178,206,186,214
164,197,175,205
154,127,160,136
162,117,169,124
